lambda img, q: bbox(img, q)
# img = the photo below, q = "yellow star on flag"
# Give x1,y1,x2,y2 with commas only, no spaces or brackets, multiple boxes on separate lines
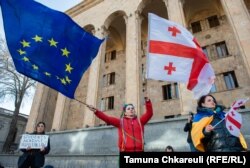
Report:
17,49,26,55
20,40,30,47
44,72,51,77
65,63,73,73
22,56,29,62
32,64,39,70
60,78,67,85
61,47,70,57
65,76,72,84
32,35,43,42
48,38,58,47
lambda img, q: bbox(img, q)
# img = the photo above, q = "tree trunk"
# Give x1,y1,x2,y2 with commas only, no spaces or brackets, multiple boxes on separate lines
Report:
2,103,21,153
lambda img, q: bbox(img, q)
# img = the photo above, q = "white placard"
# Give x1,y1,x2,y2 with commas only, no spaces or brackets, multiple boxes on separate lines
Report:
19,134,49,149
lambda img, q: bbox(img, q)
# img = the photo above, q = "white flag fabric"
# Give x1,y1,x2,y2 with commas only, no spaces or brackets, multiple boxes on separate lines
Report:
225,109,242,137
146,13,215,99
225,98,249,137
231,98,249,110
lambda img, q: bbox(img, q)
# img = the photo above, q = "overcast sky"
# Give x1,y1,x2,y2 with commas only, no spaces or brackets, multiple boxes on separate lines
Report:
0,0,83,115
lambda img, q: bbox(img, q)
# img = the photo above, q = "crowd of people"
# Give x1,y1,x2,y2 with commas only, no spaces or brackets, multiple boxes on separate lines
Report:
17,94,248,167
86,94,248,153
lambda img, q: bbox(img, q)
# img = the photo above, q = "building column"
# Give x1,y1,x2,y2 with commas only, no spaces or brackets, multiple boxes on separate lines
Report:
83,28,106,127
51,93,70,131
164,0,196,114
163,0,186,26
25,84,52,132
221,0,250,77
124,12,142,114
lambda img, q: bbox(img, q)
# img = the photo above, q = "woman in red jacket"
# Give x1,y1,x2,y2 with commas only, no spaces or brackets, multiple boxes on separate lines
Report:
87,97,153,152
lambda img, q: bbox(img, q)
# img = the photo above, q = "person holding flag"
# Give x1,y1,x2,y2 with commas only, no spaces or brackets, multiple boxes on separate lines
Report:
87,97,153,152
191,94,248,152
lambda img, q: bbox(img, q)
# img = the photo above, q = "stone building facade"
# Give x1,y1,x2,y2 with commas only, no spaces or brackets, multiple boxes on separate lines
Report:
26,0,250,132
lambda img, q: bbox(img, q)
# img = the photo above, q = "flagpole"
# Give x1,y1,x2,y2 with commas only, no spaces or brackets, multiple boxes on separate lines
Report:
74,98,89,106
212,117,225,128
212,98,249,129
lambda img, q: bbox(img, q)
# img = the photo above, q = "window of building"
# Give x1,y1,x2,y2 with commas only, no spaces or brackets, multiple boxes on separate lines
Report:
162,83,179,100
100,98,105,110
109,72,115,85
202,46,209,58
105,50,116,63
208,15,220,28
216,41,229,58
210,84,217,93
223,71,239,90
162,84,171,100
102,74,107,87
174,83,179,98
103,72,116,86
107,96,114,110
101,96,115,110
191,21,202,33
111,50,116,60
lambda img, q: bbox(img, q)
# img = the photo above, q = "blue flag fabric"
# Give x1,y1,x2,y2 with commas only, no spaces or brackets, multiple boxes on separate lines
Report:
0,0,104,98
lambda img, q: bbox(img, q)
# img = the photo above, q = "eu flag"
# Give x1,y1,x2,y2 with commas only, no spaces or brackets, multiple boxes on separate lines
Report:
0,0,104,98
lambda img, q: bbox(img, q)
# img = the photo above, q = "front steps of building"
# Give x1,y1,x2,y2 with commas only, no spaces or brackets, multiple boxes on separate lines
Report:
1,110,249,167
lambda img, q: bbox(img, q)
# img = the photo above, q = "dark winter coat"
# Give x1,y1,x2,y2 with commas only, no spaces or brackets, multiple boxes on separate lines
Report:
184,121,192,143
192,105,247,152
203,110,244,152
18,133,50,168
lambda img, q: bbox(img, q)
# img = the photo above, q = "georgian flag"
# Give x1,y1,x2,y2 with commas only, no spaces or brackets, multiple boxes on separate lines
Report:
231,98,249,110
225,109,242,137
146,13,215,99
225,98,249,137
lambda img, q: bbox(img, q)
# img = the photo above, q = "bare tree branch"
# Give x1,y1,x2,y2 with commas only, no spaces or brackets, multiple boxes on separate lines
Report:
0,37,37,152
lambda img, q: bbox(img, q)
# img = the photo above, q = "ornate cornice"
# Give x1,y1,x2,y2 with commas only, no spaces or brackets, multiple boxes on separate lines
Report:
66,0,104,17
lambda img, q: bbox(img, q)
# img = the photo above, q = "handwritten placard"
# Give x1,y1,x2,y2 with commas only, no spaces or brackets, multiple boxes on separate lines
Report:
19,134,49,149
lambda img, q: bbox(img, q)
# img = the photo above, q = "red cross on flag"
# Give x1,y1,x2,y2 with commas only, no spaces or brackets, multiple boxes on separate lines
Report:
225,98,249,137
225,109,242,137
230,98,249,110
146,13,215,99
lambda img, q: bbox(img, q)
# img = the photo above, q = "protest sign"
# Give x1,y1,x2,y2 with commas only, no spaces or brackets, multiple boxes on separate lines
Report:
19,134,49,149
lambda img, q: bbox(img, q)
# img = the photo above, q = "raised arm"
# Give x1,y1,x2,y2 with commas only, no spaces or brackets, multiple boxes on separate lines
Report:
140,97,153,125
87,105,120,127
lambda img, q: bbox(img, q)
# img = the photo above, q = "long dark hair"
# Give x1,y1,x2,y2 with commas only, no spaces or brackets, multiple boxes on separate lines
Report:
197,94,217,108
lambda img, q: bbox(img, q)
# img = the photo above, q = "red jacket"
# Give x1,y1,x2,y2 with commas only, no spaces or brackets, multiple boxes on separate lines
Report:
94,100,153,152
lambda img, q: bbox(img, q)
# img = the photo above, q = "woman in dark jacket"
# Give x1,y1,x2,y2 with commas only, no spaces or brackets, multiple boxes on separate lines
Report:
191,94,247,152
183,113,197,152
18,122,50,168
